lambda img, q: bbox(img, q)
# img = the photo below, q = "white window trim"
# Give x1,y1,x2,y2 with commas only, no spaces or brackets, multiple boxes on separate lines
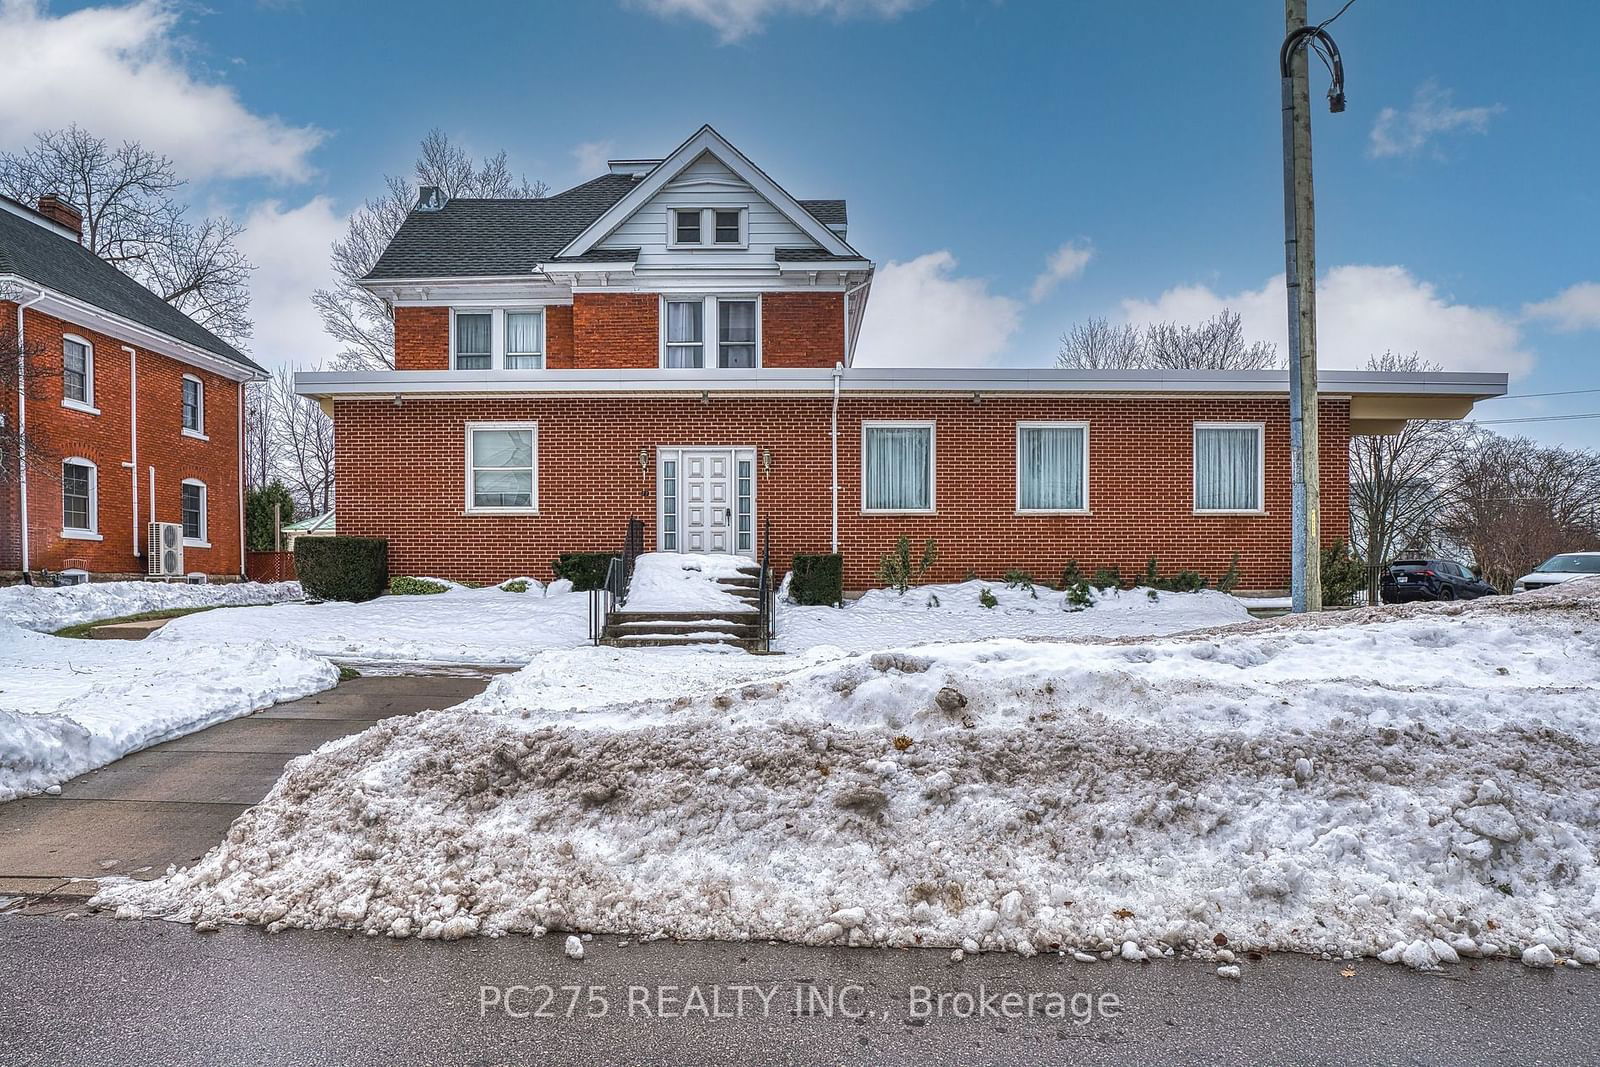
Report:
180,478,210,547
450,307,496,371
658,294,761,369
503,307,547,370
667,207,749,250
1192,421,1267,515
61,333,99,415
450,307,551,371
860,420,937,515
61,456,101,539
1015,421,1091,515
464,421,539,515
181,374,208,440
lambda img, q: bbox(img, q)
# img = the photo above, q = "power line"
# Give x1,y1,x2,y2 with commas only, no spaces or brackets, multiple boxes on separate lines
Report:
1490,386,1600,401
1472,411,1600,425
1317,0,1358,29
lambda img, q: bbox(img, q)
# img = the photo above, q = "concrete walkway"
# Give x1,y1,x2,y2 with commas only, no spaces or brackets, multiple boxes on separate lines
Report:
0,673,495,896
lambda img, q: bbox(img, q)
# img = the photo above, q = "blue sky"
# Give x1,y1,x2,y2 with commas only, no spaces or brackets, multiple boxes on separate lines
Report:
2,0,1597,446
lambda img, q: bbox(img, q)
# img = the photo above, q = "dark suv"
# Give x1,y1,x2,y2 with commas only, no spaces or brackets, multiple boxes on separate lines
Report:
1381,559,1497,603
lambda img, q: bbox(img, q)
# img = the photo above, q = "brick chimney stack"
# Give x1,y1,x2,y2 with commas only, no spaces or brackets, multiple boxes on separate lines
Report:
36,194,83,241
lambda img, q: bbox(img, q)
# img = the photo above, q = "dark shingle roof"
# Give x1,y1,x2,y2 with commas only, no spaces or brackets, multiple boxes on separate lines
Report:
547,248,641,265
775,247,865,263
798,200,847,228
0,199,258,373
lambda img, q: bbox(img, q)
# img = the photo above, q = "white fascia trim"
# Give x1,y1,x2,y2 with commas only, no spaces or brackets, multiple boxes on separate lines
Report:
556,125,859,260
535,262,638,274
294,367,1510,401
0,274,261,382
775,259,873,272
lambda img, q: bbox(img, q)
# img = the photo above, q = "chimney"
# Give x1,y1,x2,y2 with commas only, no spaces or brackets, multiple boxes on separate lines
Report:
414,186,445,213
36,194,82,241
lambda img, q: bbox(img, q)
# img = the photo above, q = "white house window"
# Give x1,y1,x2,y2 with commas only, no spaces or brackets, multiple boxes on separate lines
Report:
736,456,754,552
454,312,492,370
664,301,703,367
1017,423,1088,513
182,375,205,436
466,423,537,513
669,207,746,248
61,458,98,536
674,209,702,245
662,296,758,368
1194,423,1265,513
180,479,208,545
718,300,757,368
505,311,544,370
714,209,742,244
661,458,678,550
863,422,935,513
62,336,93,409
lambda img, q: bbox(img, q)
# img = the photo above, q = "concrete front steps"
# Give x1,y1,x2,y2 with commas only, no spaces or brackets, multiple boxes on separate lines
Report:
602,610,760,649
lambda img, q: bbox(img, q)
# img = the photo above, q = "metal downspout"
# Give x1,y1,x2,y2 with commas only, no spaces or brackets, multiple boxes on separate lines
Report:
15,287,44,575
830,361,842,554
122,346,139,559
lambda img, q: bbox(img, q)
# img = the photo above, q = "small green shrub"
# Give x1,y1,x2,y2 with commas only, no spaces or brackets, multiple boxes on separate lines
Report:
1163,570,1210,593
979,586,998,609
1090,566,1123,592
1144,557,1161,588
1321,540,1367,607
552,552,618,592
1004,568,1034,590
790,553,844,606
1065,580,1094,610
500,578,531,593
877,536,938,595
389,576,447,596
1060,560,1085,589
295,537,388,603
1218,553,1242,594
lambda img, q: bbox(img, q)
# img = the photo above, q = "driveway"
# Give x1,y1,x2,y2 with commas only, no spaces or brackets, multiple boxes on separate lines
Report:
0,672,496,895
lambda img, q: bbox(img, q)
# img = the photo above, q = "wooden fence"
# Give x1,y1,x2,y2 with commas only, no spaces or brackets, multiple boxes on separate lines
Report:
245,551,297,584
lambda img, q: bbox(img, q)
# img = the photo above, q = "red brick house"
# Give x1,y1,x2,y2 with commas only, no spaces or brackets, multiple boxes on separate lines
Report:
1,194,264,583
297,126,1504,593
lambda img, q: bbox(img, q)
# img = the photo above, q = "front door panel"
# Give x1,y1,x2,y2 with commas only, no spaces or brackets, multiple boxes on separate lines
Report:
681,450,733,553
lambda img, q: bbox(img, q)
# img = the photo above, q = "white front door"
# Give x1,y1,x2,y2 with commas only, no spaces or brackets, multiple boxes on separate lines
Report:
659,447,755,555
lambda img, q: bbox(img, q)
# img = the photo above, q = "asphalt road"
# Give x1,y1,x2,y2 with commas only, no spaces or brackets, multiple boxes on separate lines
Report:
1,912,1595,1066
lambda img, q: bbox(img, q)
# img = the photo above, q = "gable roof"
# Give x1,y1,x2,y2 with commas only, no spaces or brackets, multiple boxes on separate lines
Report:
0,196,259,374
556,126,860,261
797,200,846,229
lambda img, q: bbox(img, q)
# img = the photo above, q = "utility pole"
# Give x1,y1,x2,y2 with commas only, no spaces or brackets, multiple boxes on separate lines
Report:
1280,1,1345,613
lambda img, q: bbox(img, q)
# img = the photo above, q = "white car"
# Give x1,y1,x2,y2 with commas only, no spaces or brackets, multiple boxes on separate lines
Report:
1513,551,1600,593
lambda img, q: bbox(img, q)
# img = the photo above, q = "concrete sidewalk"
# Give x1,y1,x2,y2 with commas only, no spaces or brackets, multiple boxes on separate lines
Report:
0,673,495,895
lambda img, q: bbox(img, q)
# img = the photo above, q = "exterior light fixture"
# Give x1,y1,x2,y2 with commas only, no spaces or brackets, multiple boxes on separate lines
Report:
761,448,772,474
638,447,649,472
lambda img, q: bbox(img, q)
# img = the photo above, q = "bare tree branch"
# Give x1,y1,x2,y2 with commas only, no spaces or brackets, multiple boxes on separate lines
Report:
1056,309,1281,370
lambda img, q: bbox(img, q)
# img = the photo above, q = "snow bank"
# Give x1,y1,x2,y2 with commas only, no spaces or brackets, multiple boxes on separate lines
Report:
151,584,591,665
0,621,336,801
626,553,755,613
778,581,1251,652
97,585,1600,969
0,580,303,633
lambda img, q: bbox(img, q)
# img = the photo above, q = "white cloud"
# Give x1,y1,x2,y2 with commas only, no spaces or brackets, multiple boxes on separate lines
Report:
853,251,1022,368
571,139,616,177
0,0,324,182
236,197,346,370
1028,239,1094,303
1523,282,1600,333
1119,265,1531,376
1369,80,1503,160
628,0,925,42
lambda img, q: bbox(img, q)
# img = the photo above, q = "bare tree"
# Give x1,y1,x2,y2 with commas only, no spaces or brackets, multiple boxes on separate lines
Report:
242,378,282,493
314,129,547,370
0,286,62,490
0,126,253,344
268,365,335,515
1057,309,1280,370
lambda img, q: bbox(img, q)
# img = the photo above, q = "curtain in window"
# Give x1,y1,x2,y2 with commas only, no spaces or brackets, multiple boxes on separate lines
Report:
455,313,491,369
1194,427,1260,510
718,300,756,368
181,484,203,540
472,429,534,508
183,379,201,430
665,300,703,367
62,462,90,529
505,312,542,369
865,426,932,510
63,340,87,402
1019,426,1085,510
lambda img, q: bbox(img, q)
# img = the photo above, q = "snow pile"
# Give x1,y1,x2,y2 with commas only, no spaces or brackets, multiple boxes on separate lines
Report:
0,620,336,801
778,580,1251,652
626,553,755,613
97,585,1600,969
0,580,303,633
152,584,591,665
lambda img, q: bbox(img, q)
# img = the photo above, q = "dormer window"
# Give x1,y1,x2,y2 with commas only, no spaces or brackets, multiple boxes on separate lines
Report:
669,208,747,249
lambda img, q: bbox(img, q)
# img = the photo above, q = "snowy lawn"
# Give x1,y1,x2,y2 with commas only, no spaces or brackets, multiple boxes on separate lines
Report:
0,620,335,802
0,580,303,633
94,581,1600,973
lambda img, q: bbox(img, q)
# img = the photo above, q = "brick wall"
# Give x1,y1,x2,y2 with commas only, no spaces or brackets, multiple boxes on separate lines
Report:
394,306,449,370
761,292,843,367
572,293,659,368
0,301,244,577
333,392,1350,591
546,304,575,369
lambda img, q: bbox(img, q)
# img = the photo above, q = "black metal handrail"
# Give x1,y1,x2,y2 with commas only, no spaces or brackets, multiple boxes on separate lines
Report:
755,518,774,653
590,517,645,644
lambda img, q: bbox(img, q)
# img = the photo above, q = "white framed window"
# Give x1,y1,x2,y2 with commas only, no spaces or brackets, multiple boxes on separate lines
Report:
62,334,97,413
667,207,747,249
180,479,209,546
181,374,206,438
1193,422,1265,514
61,457,100,539
504,309,545,370
862,421,935,514
465,422,538,514
659,295,760,368
449,307,551,370
451,310,493,370
1016,422,1089,514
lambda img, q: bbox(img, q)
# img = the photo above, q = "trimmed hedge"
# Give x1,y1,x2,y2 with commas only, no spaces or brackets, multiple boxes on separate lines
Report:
295,536,388,603
389,576,447,595
790,553,843,606
551,552,618,592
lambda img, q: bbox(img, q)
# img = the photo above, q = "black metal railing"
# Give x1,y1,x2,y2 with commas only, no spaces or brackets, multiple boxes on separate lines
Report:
754,518,774,653
589,517,645,645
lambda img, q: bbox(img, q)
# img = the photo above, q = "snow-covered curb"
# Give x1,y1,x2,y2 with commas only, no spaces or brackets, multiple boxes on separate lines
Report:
93,585,1600,972
0,580,303,633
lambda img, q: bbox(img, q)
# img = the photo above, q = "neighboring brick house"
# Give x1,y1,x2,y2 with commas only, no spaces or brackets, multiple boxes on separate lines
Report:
1,194,265,583
297,126,1505,593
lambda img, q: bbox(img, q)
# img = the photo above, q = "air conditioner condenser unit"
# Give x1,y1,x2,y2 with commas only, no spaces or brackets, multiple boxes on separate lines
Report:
146,522,185,577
